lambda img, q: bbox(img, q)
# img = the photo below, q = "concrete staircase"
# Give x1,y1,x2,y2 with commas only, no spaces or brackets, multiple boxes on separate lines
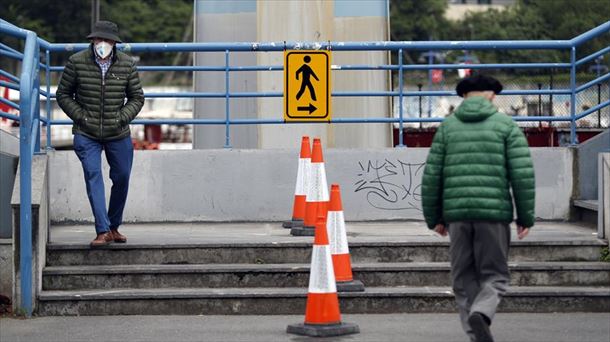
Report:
37,222,610,315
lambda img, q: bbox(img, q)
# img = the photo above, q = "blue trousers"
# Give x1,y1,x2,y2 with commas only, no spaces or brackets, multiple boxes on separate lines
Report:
73,134,134,234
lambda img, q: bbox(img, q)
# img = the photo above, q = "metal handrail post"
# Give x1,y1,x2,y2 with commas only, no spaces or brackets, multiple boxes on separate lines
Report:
45,50,52,150
34,48,41,153
224,49,231,148
570,47,577,145
19,30,38,318
397,49,405,147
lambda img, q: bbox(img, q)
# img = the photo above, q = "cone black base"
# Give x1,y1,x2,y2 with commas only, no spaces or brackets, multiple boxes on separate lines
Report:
282,219,303,229
290,225,315,236
287,322,360,337
336,279,365,292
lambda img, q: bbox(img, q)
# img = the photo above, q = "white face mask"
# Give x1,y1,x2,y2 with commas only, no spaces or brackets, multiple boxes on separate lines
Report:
94,41,113,59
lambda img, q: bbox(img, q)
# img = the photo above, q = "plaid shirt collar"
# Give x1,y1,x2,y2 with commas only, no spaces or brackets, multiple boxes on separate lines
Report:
95,51,113,78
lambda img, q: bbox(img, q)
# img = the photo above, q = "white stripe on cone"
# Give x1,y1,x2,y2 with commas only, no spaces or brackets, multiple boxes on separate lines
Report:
295,158,310,196
308,245,337,293
307,163,329,202
327,211,349,255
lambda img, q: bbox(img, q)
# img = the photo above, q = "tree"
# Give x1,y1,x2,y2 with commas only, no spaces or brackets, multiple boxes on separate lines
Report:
390,0,451,64
1,0,193,84
442,0,609,72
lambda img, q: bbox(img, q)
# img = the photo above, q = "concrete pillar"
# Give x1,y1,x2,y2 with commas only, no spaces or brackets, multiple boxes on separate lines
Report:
193,0,258,149
331,0,391,148
194,0,390,149
257,0,334,148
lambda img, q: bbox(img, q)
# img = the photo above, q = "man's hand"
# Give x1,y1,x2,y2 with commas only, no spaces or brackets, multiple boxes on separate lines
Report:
517,226,530,240
434,224,447,237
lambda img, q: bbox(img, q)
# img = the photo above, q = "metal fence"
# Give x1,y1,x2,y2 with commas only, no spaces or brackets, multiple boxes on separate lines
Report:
396,80,609,130
0,18,609,316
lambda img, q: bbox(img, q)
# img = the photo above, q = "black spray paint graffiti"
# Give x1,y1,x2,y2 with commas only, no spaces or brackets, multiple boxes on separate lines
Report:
354,159,426,211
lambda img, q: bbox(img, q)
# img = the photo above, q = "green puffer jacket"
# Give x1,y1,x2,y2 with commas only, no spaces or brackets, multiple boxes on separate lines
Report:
422,96,535,229
56,45,144,141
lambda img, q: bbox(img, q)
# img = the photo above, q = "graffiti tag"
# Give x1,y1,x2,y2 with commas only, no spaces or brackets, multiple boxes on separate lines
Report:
354,159,425,211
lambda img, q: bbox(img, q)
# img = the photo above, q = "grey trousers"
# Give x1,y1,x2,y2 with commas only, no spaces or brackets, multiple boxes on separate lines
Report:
448,221,511,341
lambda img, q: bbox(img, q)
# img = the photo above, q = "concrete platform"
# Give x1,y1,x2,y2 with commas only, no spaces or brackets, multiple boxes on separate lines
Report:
49,221,603,245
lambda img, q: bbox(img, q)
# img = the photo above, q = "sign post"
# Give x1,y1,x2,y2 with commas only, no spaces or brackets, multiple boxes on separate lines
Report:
284,50,331,122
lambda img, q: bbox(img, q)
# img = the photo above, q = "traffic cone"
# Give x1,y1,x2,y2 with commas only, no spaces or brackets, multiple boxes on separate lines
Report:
291,138,329,236
282,136,311,229
327,184,365,292
287,216,360,337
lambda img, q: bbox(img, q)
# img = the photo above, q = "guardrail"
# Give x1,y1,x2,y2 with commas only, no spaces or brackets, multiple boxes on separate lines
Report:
0,20,41,317
0,18,609,316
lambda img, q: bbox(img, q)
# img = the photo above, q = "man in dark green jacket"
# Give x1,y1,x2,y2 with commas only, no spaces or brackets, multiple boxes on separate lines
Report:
56,21,144,247
422,75,535,342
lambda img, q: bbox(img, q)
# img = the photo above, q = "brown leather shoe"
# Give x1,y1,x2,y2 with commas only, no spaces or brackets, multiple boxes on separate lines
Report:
90,232,114,247
110,229,127,243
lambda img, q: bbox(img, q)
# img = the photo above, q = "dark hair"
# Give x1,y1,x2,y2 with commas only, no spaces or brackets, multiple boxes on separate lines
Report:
456,74,503,97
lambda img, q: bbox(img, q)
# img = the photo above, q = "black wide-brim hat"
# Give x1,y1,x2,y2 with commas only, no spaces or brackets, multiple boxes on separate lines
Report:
456,75,503,97
87,21,122,43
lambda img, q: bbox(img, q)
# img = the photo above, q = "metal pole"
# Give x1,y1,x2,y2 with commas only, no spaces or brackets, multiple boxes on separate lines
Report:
598,83,602,128
418,83,423,129
45,50,52,150
19,31,37,318
427,50,433,118
538,83,542,128
397,49,405,147
597,59,602,128
91,0,100,31
224,49,231,148
34,48,41,153
570,47,577,145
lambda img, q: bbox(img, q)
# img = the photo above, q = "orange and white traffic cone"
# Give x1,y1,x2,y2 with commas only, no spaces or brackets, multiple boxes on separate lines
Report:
291,137,328,236
283,136,311,229
287,216,359,337
327,184,365,292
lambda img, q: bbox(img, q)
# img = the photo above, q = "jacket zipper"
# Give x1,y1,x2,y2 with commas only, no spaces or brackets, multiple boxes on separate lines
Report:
100,71,105,140
97,58,114,141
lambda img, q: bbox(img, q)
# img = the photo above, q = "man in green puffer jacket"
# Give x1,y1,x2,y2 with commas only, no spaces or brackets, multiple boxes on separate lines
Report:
422,75,535,342
56,21,144,247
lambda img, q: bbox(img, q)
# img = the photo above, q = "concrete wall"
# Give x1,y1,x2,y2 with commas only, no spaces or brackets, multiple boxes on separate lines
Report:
0,130,18,297
11,154,49,309
0,130,19,238
49,147,573,223
577,129,610,199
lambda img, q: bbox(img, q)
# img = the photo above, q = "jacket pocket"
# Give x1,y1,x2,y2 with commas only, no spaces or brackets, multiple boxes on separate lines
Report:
74,108,89,127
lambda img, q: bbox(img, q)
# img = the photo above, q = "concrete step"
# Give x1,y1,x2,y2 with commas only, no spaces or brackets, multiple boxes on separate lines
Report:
42,262,610,290
37,286,610,315
574,199,598,211
45,240,607,266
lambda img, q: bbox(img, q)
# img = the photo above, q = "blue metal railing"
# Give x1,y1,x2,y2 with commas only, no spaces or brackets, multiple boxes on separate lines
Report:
0,19,609,315
0,20,40,317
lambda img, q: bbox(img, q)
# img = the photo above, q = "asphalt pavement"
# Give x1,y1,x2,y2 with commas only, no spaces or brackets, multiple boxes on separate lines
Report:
1,313,609,342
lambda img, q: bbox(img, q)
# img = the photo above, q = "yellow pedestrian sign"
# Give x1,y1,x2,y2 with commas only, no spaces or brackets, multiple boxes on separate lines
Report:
284,50,331,121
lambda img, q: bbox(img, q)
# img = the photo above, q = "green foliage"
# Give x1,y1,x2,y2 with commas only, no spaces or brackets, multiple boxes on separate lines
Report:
390,0,610,72
390,0,450,64
601,247,610,262
1,0,193,83
390,0,450,41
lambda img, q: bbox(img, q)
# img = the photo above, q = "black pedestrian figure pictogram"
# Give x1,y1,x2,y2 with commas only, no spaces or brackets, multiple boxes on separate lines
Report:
295,56,319,101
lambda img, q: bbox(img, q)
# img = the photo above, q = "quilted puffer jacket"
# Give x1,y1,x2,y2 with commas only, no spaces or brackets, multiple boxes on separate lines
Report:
56,45,144,141
422,96,535,229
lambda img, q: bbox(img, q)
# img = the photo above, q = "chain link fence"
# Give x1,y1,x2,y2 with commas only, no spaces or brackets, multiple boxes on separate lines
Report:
393,72,609,130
